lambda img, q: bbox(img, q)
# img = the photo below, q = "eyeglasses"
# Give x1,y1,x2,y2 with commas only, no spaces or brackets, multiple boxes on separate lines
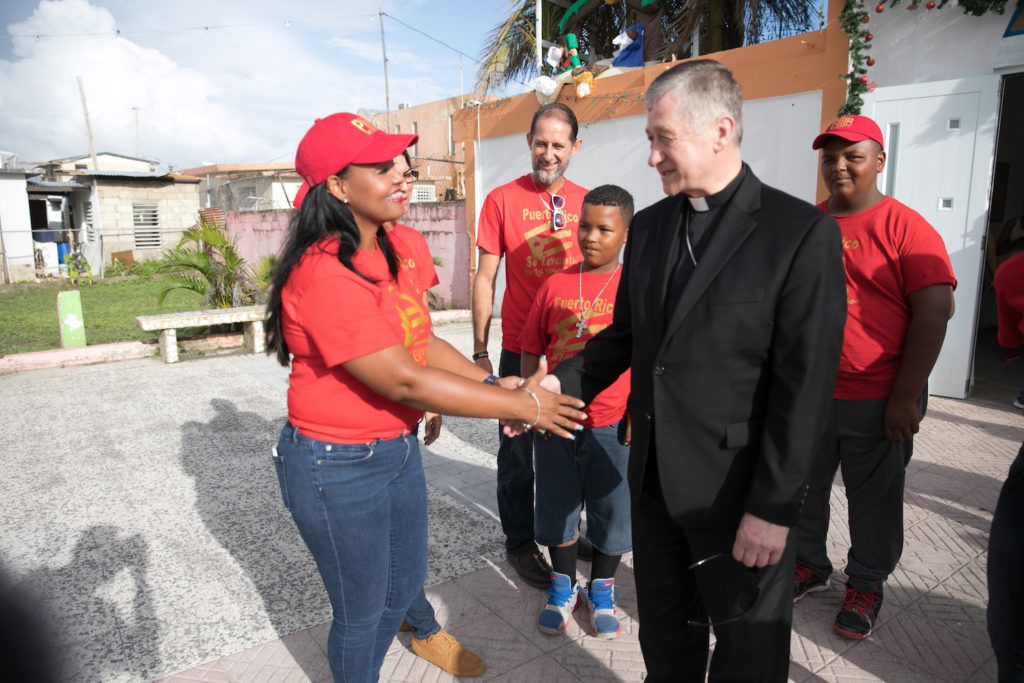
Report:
551,193,567,230
403,169,419,182
685,553,761,628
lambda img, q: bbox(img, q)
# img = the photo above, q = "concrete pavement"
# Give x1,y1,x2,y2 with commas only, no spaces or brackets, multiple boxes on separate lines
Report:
0,319,1019,682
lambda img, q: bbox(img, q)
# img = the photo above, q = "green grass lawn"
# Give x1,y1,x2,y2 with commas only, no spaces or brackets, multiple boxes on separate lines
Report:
0,278,205,355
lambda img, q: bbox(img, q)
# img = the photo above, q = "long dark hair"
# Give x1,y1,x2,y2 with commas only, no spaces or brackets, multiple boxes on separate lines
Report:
265,170,400,366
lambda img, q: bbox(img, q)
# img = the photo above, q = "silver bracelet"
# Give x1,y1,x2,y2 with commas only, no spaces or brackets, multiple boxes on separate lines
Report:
522,388,541,429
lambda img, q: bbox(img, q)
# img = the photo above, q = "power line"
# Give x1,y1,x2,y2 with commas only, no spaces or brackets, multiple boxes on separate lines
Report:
6,15,377,40
380,11,533,89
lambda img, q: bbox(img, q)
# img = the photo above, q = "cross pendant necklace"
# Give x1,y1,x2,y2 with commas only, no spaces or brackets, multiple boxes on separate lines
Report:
576,262,620,338
684,209,697,267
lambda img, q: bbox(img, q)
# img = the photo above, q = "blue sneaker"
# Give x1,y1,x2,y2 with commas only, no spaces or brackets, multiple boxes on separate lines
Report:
586,578,621,639
537,571,579,635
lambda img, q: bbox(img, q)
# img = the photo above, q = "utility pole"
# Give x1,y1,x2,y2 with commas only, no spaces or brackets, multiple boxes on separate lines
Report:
132,106,140,157
76,76,99,171
535,0,543,74
378,8,391,132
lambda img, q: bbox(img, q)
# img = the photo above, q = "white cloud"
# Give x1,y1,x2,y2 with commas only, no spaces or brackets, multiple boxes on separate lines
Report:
0,0,512,169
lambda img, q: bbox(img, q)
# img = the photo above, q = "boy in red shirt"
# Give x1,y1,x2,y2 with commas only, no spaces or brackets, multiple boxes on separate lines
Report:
520,185,633,639
793,115,956,640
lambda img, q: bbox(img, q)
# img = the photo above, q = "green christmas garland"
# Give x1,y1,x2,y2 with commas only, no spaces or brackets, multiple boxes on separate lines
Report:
839,0,1012,115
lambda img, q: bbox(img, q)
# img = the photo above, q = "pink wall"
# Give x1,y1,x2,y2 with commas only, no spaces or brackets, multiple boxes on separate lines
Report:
226,202,470,309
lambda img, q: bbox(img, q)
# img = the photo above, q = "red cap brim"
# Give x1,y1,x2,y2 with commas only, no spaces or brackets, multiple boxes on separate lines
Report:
292,181,310,209
351,134,419,165
812,131,877,150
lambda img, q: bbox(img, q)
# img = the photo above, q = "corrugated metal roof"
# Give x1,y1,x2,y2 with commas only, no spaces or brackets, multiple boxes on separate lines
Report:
75,170,165,178
68,170,200,182
26,175,88,190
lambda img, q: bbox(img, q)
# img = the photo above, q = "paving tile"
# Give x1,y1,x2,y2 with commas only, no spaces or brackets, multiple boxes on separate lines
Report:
454,564,589,653
809,638,944,682
153,661,231,682
215,628,331,683
548,634,647,681
487,650,582,681
962,654,999,682
422,579,500,630
871,606,993,681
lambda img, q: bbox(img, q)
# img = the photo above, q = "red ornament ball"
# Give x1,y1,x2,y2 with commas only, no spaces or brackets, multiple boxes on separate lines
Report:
860,76,870,85
863,14,870,22
868,81,878,92
876,4,885,12
926,0,935,8
867,57,876,66
865,33,874,41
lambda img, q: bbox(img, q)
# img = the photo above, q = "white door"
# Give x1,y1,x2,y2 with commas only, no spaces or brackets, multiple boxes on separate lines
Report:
864,76,1001,398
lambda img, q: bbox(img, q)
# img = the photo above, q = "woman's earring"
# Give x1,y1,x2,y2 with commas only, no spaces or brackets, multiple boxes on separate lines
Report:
342,198,349,204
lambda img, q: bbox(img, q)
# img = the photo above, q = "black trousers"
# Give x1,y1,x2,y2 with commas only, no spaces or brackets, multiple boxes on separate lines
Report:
794,392,925,591
633,459,795,683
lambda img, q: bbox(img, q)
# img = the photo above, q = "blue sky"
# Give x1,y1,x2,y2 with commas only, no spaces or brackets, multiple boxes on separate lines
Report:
0,0,521,170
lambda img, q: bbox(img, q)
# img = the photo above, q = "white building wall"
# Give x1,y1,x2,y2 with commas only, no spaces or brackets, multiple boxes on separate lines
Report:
866,7,1022,86
0,172,35,282
474,90,825,314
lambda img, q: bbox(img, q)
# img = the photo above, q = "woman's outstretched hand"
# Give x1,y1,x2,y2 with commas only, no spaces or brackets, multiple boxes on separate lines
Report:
501,356,586,438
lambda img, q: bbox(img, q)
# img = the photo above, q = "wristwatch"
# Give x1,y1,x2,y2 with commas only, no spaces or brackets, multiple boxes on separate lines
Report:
472,350,489,361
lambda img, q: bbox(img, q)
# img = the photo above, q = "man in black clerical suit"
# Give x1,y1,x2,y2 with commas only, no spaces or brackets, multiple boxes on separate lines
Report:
550,60,847,681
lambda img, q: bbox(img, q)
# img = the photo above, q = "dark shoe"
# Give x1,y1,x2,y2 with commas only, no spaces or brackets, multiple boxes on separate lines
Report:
507,547,553,589
1001,348,1020,361
411,629,486,677
833,581,883,639
576,535,594,561
793,561,830,603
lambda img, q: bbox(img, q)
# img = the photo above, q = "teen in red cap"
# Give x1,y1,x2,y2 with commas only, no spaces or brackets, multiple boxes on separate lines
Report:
264,113,586,682
793,114,956,640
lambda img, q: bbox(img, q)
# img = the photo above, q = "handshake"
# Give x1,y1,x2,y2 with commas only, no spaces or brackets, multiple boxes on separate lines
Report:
491,357,580,439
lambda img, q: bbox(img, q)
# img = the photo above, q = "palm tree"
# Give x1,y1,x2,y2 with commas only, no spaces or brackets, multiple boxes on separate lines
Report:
475,0,820,94
156,222,275,309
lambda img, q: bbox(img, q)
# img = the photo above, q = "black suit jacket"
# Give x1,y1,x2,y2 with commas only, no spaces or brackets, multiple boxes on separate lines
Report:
555,168,846,532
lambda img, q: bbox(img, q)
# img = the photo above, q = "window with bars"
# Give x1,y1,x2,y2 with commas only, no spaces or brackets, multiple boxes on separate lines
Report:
84,201,95,243
412,185,436,203
132,203,160,249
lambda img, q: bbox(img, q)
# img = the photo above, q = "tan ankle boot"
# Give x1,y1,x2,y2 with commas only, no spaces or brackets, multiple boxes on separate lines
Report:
410,628,486,677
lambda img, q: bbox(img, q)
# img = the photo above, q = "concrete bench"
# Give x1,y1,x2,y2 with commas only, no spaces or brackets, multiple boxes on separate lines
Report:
136,305,266,363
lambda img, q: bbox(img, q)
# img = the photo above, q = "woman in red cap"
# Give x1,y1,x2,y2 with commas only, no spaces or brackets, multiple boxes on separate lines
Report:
265,113,585,682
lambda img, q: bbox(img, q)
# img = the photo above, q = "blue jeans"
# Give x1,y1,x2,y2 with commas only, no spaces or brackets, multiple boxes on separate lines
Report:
273,423,427,682
403,589,441,639
497,350,537,555
534,421,632,555
988,442,1024,682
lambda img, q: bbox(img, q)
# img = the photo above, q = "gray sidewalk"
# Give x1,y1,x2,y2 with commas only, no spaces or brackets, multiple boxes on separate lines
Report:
0,320,1019,682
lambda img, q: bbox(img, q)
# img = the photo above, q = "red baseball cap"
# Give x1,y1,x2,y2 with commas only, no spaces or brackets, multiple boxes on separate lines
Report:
812,115,884,150
292,112,417,208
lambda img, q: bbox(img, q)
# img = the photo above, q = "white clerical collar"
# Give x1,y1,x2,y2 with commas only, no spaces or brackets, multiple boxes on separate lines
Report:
687,196,709,212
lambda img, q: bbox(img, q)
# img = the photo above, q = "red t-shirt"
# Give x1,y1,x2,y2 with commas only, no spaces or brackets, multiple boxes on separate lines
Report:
388,222,440,292
282,237,433,443
477,175,586,353
822,196,957,400
519,265,630,428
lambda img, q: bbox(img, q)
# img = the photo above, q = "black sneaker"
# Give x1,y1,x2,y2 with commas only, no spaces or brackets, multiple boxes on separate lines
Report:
833,581,883,639
793,562,829,603
507,547,552,590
